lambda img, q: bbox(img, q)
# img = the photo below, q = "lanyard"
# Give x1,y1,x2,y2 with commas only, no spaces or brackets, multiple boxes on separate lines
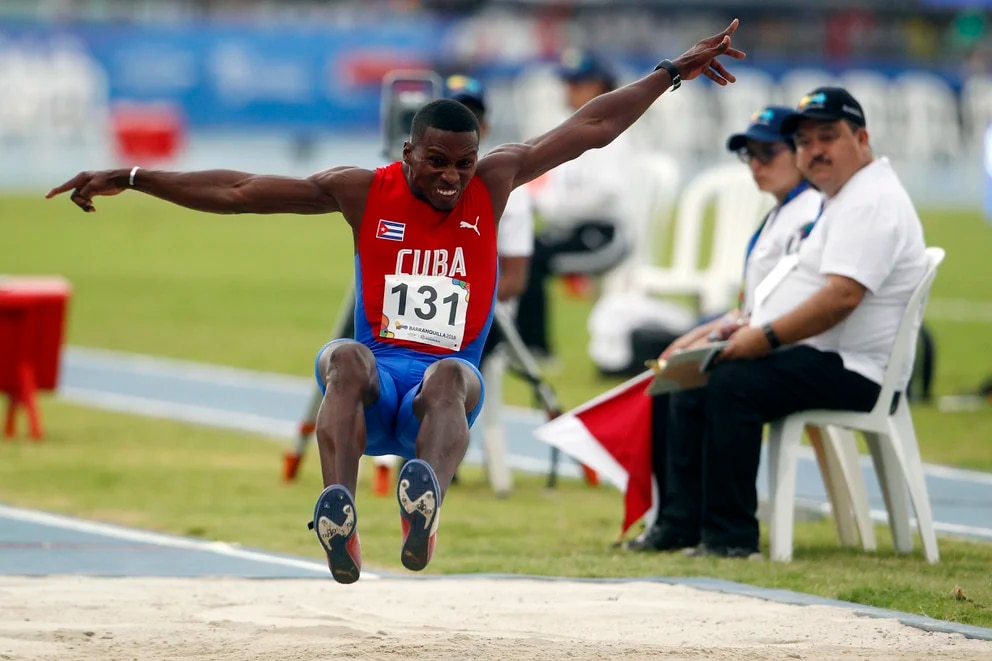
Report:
795,199,825,243
742,180,811,266
737,180,812,309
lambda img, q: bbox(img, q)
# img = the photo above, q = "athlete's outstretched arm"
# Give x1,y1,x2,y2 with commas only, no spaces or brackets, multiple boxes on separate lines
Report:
46,166,353,215
485,19,745,189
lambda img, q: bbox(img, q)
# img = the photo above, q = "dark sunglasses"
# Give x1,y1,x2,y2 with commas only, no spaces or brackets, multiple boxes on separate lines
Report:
737,143,790,165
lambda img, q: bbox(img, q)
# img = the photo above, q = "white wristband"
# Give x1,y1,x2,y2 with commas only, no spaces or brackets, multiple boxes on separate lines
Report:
129,166,140,187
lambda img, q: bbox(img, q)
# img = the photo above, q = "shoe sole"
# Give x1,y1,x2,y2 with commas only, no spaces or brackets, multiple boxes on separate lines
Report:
397,459,440,571
312,485,360,584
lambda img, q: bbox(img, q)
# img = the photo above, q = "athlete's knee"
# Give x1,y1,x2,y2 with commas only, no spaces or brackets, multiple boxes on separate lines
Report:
320,341,376,397
420,359,481,411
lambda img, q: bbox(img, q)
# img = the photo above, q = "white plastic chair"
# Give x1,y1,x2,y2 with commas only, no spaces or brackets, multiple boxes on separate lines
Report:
891,71,960,161
637,83,721,160
961,73,992,151
776,67,839,108
838,70,896,158
511,64,570,140
766,246,945,564
633,163,775,318
601,150,682,296
716,67,777,140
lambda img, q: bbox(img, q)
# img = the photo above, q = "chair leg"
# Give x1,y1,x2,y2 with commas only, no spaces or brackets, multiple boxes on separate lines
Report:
822,426,877,551
481,353,513,497
889,409,940,563
863,431,913,554
766,416,805,562
807,425,858,547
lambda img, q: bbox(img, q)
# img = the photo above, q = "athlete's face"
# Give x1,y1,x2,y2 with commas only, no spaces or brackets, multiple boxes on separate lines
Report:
403,127,480,212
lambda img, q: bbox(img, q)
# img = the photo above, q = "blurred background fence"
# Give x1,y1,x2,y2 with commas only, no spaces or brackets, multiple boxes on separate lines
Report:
2,0,991,207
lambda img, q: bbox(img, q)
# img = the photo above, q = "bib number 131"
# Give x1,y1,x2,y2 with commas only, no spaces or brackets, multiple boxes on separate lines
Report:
381,274,470,350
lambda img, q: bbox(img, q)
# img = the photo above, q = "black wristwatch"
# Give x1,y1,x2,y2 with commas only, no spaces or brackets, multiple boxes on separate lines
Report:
762,323,782,350
653,59,682,90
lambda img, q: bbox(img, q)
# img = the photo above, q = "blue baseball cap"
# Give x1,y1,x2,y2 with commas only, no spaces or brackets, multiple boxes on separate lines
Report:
726,106,800,152
444,74,487,114
557,49,617,88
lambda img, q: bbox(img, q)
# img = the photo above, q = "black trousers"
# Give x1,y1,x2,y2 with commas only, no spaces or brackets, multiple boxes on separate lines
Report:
653,345,881,550
515,221,625,353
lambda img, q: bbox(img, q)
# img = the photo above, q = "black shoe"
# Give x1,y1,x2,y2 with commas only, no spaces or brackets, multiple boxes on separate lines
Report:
683,543,762,560
622,525,698,552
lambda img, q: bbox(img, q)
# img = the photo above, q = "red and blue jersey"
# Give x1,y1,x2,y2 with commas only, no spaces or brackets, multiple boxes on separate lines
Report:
354,162,498,367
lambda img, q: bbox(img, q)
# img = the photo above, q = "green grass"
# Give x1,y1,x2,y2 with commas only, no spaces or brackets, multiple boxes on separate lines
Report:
3,193,992,626
1,399,991,627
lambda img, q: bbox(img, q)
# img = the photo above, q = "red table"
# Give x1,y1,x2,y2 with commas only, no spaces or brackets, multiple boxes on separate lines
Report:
0,277,72,439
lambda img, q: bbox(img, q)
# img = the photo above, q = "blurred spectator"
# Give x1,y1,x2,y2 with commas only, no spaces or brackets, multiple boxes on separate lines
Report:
444,74,533,308
514,48,637,360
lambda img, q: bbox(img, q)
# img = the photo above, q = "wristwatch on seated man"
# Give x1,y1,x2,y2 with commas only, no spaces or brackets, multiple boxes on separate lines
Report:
762,323,783,350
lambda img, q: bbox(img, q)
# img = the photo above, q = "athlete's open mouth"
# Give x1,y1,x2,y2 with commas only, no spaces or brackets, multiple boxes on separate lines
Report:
436,187,458,198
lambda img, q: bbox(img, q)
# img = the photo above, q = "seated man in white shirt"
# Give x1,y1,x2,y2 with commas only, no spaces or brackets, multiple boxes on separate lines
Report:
646,87,928,558
627,105,822,552
515,49,636,359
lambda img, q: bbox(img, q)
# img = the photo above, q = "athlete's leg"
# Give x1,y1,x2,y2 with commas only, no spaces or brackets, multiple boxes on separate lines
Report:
411,357,483,495
392,357,484,571
311,339,381,584
314,339,380,494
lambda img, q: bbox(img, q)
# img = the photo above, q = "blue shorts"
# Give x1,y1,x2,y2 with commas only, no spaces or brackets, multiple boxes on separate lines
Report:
314,340,486,459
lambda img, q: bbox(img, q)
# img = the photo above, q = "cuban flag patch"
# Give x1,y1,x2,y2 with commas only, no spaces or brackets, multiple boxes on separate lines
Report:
377,219,406,242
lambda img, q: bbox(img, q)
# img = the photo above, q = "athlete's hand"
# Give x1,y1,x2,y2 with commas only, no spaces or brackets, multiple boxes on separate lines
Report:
46,170,128,213
671,19,746,86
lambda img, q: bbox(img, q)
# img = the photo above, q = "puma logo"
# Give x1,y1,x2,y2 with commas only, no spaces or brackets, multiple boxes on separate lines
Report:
459,216,480,236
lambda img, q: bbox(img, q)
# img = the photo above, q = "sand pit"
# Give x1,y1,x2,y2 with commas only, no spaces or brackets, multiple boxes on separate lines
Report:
0,576,989,660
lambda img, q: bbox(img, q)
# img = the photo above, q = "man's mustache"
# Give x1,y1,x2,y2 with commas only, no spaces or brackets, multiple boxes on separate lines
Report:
807,155,830,168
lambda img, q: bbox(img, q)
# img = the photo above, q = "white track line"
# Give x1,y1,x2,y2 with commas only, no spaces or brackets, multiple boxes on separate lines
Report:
0,503,369,577
58,387,297,439
66,346,312,392
926,298,992,323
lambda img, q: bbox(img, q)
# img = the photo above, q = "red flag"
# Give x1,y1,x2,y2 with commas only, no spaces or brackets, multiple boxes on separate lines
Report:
533,371,654,535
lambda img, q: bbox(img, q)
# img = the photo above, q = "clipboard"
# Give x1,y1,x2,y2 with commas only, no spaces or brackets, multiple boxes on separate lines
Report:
645,341,729,396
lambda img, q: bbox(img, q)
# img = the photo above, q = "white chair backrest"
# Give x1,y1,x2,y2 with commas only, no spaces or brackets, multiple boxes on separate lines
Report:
512,64,570,139
891,71,960,160
628,151,682,266
776,67,839,108
961,73,992,148
838,70,896,157
667,163,775,315
601,151,682,294
870,246,945,417
637,84,721,159
716,67,777,139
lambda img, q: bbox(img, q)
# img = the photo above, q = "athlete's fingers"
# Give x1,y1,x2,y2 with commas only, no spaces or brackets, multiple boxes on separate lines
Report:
703,68,727,86
70,190,95,213
710,60,736,83
46,173,88,199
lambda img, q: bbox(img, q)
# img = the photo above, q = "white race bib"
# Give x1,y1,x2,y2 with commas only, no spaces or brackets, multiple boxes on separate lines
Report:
381,274,470,350
753,254,799,310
